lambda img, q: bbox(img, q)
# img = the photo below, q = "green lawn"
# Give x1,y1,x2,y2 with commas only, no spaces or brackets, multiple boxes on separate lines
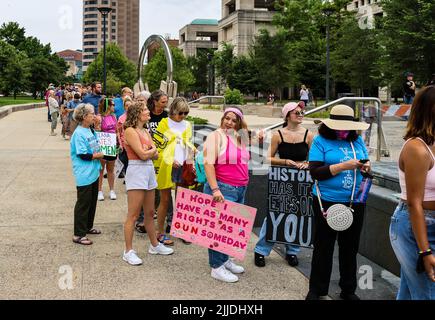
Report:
0,96,44,107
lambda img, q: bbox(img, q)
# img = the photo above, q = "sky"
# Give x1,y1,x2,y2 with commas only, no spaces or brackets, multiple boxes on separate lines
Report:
0,0,221,53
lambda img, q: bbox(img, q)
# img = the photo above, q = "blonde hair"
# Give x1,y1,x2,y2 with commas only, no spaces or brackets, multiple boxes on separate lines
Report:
169,97,189,116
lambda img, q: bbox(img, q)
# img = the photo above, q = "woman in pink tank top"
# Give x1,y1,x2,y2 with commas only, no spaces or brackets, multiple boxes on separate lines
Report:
96,98,118,201
202,106,253,283
390,85,435,300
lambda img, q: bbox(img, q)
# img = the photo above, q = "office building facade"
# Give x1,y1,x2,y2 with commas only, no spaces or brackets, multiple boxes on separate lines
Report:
179,19,219,57
218,0,277,56
82,0,139,71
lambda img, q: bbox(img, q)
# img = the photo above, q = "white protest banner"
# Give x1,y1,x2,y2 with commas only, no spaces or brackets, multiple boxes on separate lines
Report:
97,132,117,157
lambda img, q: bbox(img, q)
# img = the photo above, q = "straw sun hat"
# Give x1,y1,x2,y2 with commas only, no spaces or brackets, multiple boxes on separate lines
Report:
314,104,369,131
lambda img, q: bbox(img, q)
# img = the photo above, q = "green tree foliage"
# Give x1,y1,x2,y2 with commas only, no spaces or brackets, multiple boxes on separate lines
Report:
143,47,194,92
224,88,244,105
187,49,214,93
213,43,235,89
250,30,291,99
331,16,382,96
0,22,68,98
0,42,30,98
0,22,26,48
83,43,136,89
105,71,123,96
228,55,261,95
377,0,435,89
272,0,356,98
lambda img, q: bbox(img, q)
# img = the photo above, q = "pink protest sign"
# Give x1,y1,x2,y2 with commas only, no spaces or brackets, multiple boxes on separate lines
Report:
171,187,257,261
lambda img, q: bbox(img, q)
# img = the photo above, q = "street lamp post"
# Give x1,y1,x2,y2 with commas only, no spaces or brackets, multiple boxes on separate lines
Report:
322,6,334,103
98,6,112,95
93,51,99,81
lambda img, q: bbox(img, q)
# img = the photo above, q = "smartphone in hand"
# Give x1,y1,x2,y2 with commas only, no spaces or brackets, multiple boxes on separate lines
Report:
359,159,369,164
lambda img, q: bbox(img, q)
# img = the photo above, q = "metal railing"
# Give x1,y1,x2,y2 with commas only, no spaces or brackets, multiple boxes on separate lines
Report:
263,97,387,161
188,95,226,107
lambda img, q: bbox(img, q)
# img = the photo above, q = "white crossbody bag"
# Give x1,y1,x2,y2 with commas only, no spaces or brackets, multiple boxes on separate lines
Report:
315,141,357,231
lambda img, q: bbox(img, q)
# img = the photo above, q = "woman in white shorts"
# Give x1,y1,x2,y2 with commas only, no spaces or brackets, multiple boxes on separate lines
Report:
122,102,174,266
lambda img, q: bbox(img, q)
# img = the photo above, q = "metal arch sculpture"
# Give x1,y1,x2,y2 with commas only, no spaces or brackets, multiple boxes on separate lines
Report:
135,35,176,96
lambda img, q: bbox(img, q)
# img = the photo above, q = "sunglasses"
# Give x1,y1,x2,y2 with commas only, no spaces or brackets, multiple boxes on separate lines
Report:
178,111,189,116
291,111,305,116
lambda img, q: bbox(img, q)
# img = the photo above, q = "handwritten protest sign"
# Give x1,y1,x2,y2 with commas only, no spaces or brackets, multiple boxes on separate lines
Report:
266,166,314,248
97,132,117,157
172,188,257,260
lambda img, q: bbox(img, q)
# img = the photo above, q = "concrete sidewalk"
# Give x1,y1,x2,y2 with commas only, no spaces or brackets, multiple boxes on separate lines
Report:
0,108,309,299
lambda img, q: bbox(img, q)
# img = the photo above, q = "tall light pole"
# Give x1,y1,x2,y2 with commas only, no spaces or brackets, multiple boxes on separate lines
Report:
98,6,112,95
93,51,99,81
322,6,334,103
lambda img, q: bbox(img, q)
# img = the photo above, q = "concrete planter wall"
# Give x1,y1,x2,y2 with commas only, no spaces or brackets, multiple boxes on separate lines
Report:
0,103,45,120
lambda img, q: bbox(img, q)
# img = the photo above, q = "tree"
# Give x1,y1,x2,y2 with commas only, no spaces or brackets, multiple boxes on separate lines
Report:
0,22,26,48
83,43,136,89
272,0,352,99
228,55,261,95
0,22,69,98
143,47,194,92
250,30,291,100
187,49,214,93
331,16,382,96
0,41,30,98
213,43,235,89
105,71,123,96
377,0,435,90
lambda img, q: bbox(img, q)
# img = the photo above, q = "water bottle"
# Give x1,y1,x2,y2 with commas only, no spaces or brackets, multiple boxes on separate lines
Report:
355,171,373,203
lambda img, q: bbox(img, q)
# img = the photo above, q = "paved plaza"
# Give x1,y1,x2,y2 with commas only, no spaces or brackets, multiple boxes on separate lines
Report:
0,107,309,299
0,106,406,300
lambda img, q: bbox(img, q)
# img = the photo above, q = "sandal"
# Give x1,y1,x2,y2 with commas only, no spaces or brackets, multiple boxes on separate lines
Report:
87,228,101,235
72,236,93,245
135,224,147,234
157,233,174,246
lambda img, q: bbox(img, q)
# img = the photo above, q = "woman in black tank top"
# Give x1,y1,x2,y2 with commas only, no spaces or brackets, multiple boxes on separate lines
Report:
254,101,314,268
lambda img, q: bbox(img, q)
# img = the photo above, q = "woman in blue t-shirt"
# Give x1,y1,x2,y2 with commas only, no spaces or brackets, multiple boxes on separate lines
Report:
70,103,104,245
306,105,371,300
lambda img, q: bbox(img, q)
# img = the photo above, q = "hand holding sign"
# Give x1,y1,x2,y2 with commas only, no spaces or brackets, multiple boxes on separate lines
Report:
172,188,257,260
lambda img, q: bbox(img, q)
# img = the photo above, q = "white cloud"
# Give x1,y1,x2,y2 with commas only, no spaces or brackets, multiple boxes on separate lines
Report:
0,0,220,53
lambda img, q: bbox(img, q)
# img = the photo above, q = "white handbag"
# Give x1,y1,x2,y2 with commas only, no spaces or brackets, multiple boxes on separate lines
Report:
315,142,357,231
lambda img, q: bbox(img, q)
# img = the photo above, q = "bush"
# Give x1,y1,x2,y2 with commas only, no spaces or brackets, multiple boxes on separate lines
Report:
224,88,244,105
186,116,208,125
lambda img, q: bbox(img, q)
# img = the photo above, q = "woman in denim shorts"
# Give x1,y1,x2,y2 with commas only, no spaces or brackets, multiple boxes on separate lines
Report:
390,85,435,300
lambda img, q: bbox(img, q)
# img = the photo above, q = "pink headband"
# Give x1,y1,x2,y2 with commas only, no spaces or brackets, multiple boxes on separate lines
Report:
224,107,244,120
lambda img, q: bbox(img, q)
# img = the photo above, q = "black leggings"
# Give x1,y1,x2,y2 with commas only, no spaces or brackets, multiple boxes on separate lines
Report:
308,200,365,295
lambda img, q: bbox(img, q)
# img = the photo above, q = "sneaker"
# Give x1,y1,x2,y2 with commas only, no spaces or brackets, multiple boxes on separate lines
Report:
109,190,117,200
254,252,266,267
223,259,245,274
148,242,174,255
98,191,104,201
211,265,239,283
49,132,57,136
286,254,299,267
122,250,143,266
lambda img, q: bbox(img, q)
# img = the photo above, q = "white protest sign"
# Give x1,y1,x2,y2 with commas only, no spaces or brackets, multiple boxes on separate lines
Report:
97,132,117,157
